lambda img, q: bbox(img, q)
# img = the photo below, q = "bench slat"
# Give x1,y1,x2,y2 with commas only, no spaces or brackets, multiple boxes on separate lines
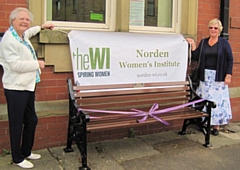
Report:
77,91,189,103
84,107,202,121
73,81,189,91
78,97,189,110
87,110,207,132
75,86,190,97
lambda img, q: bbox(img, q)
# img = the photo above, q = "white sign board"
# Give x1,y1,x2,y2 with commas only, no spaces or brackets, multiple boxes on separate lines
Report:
68,30,188,86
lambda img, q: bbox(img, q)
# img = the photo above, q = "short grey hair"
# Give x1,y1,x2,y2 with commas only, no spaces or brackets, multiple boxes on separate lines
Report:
9,7,34,25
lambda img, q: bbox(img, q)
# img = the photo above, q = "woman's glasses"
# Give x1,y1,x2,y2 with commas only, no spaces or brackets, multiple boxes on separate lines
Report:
209,27,218,30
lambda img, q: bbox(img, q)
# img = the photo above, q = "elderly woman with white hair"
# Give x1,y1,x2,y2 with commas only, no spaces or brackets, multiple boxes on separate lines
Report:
0,7,54,169
186,19,233,136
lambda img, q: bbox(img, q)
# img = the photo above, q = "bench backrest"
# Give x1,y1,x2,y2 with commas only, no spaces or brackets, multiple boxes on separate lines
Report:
68,79,191,113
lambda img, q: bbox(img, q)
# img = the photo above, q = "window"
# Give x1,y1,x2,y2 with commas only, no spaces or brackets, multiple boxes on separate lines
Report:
45,0,116,30
147,0,155,17
130,0,179,33
44,0,180,33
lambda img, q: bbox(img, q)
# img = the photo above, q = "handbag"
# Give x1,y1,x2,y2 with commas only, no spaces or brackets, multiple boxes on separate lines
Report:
190,67,199,90
190,39,204,90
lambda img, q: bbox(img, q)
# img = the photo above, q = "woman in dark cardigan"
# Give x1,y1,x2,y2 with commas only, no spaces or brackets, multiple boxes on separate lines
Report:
186,18,233,136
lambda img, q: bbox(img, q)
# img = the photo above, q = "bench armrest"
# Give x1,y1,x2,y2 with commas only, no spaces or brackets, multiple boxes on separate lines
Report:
79,110,90,123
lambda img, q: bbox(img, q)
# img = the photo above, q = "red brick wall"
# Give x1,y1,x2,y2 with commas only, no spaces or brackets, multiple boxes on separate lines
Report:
0,0,27,32
87,120,183,143
0,115,69,153
35,67,72,101
196,0,220,43
0,121,9,151
228,0,240,121
34,116,69,150
0,116,183,154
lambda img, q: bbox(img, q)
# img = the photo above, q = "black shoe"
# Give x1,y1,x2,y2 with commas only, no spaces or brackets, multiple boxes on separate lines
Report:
212,129,219,136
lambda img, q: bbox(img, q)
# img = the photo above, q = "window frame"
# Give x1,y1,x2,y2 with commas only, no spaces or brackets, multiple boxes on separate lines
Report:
129,0,181,34
44,0,116,31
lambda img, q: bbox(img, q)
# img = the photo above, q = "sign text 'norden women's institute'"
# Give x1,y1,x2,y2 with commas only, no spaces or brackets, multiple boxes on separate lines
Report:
68,31,188,86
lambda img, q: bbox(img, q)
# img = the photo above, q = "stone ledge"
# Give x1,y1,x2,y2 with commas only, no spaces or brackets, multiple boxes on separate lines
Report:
0,100,68,121
39,30,69,44
229,87,240,98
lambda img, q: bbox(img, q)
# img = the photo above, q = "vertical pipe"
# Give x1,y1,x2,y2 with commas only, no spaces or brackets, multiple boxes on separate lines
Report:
220,0,229,40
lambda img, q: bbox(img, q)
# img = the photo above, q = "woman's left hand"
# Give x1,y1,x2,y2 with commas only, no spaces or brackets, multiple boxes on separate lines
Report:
225,75,232,85
38,60,45,69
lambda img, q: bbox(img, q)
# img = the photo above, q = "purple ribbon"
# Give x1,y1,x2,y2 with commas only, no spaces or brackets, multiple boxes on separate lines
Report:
78,98,205,125
131,103,170,125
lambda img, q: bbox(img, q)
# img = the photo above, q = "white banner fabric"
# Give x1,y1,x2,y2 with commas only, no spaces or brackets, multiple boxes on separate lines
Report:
68,30,188,86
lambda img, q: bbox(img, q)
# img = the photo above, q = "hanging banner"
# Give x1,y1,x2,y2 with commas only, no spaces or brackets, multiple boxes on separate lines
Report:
68,30,188,86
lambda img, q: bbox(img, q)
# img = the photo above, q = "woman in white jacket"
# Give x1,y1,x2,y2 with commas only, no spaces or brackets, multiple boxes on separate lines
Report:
0,7,53,169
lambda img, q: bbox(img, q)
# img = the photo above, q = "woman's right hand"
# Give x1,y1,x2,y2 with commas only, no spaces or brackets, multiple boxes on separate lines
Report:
186,38,196,51
41,23,54,30
186,38,194,44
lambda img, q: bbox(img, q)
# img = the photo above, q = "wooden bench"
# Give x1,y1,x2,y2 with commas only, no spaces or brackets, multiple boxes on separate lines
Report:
64,77,215,170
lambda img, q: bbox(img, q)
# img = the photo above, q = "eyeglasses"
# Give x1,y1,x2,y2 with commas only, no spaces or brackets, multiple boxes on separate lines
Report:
209,27,218,30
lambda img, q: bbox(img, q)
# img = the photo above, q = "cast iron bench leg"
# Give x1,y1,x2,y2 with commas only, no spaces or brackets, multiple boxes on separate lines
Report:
63,118,74,152
179,117,211,147
203,103,212,147
78,112,91,170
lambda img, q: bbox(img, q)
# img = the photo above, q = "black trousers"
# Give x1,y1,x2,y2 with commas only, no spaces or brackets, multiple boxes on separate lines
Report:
4,89,38,163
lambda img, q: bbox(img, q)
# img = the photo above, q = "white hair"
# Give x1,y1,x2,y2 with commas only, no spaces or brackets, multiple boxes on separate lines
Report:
9,7,34,25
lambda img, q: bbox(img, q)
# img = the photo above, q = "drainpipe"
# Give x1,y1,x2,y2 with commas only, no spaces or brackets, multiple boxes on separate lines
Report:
220,0,229,40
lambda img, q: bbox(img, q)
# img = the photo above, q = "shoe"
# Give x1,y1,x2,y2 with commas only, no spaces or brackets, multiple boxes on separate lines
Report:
16,159,34,169
27,153,41,160
212,129,219,136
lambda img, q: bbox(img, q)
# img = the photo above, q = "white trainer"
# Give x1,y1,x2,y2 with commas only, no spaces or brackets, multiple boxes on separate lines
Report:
16,159,34,169
27,153,41,160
